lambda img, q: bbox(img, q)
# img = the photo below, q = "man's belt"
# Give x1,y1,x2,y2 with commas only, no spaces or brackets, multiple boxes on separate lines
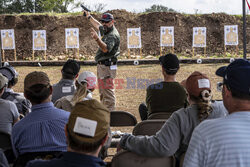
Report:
98,60,117,66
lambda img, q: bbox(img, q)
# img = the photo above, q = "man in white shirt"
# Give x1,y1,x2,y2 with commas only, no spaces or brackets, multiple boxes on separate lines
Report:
184,59,250,167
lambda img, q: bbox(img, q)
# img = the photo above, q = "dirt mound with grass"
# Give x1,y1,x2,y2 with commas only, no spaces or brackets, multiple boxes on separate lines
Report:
0,10,248,61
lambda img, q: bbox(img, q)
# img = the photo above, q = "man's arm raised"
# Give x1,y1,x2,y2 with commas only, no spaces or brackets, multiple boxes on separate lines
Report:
83,11,102,31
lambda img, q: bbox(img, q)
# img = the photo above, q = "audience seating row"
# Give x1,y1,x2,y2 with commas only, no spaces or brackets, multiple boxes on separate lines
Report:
0,111,172,167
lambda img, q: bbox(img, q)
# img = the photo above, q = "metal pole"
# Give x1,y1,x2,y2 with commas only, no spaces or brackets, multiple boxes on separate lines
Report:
0,51,2,68
0,38,2,67
243,0,247,59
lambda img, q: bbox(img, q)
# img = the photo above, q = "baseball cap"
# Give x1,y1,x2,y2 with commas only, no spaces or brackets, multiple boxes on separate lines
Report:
216,59,250,95
62,59,80,76
100,13,114,22
77,71,97,89
24,71,50,90
0,73,8,89
186,71,211,97
159,53,179,72
67,99,110,143
0,66,18,81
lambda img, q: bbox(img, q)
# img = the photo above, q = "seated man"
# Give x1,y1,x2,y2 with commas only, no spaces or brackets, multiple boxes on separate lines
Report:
27,99,110,167
52,59,80,103
139,53,188,120
184,59,250,167
11,71,70,165
0,65,31,116
54,71,97,111
0,73,19,135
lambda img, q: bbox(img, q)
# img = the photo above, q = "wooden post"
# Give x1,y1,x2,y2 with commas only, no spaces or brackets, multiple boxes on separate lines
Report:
77,48,80,59
44,50,47,61
172,46,174,53
236,45,239,56
2,50,5,62
192,47,195,57
204,47,206,57
128,49,130,59
224,45,226,57
32,50,35,61
160,47,162,57
14,49,17,61
140,48,142,58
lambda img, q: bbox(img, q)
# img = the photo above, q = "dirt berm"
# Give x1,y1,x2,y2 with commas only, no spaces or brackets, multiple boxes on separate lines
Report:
0,10,249,60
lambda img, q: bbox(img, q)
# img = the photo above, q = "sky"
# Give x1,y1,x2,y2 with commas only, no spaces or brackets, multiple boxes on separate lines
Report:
78,0,244,14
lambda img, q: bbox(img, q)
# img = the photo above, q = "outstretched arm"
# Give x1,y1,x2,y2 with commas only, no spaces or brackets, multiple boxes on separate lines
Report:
83,11,102,31
119,111,184,157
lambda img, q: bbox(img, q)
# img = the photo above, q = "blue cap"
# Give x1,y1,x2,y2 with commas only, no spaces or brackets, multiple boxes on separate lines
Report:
216,59,250,95
100,13,114,22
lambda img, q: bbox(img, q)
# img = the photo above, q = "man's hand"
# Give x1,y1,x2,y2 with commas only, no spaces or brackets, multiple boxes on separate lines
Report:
90,28,99,41
83,10,90,18
116,143,123,152
91,28,108,52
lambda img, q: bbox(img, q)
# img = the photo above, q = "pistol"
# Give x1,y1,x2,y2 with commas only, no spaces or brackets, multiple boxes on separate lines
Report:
81,4,91,16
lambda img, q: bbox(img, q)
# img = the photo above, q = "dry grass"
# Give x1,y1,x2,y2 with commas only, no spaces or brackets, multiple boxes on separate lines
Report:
14,63,226,123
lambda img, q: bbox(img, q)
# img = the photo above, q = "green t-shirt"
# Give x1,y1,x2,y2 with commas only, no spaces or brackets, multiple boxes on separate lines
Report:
95,26,120,62
146,81,188,116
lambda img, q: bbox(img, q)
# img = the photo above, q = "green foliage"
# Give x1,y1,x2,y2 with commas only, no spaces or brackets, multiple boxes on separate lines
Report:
144,4,176,13
0,0,34,13
0,0,79,14
92,3,106,13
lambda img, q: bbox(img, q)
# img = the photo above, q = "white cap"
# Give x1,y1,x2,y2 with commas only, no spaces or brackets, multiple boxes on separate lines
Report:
0,73,8,89
77,71,97,89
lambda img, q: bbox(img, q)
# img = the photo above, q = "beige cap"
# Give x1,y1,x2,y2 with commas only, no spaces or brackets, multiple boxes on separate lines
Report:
24,71,50,90
67,99,110,143
0,73,8,89
186,71,211,97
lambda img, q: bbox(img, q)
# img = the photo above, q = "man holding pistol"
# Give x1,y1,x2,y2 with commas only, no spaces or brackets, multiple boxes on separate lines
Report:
83,10,120,111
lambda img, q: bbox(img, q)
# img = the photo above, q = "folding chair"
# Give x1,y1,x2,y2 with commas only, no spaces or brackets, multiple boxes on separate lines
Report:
13,151,61,167
111,150,175,167
110,111,137,148
148,112,172,120
132,120,166,136
110,111,137,127
0,132,12,150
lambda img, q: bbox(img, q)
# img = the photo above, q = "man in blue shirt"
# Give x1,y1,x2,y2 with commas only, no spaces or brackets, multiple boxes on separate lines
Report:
184,59,250,167
11,71,70,166
27,99,110,167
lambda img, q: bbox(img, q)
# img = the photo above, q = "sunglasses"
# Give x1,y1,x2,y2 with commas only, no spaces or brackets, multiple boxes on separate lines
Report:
217,82,223,92
101,20,111,24
217,82,231,92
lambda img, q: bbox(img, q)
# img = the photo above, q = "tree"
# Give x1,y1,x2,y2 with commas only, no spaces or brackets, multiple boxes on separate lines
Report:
145,4,176,13
0,0,10,13
0,0,77,14
37,0,72,13
1,0,34,13
93,3,106,12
